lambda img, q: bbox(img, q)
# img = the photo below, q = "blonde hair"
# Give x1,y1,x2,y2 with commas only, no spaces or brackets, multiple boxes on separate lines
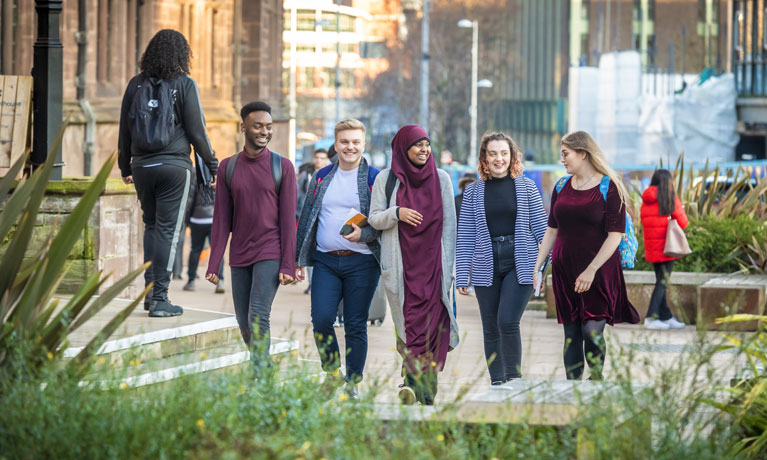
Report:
334,118,366,138
477,132,524,181
561,131,630,206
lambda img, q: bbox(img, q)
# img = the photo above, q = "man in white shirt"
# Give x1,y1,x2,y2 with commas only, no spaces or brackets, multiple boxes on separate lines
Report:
295,119,381,398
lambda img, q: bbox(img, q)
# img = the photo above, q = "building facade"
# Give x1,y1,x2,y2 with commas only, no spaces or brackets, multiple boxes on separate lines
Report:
0,0,285,177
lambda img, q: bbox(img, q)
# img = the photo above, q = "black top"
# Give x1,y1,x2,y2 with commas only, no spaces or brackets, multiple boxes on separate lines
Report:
118,75,218,178
484,176,517,238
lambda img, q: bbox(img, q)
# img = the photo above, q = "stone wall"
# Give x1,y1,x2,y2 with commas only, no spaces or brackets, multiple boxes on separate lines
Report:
2,178,144,300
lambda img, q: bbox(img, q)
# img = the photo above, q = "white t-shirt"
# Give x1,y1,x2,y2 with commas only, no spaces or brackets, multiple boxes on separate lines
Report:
316,167,372,254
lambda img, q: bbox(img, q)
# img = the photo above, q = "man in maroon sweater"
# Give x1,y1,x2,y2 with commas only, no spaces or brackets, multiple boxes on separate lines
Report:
206,101,297,367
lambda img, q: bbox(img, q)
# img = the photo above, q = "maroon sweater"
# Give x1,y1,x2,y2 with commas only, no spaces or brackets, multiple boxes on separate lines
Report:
207,148,297,277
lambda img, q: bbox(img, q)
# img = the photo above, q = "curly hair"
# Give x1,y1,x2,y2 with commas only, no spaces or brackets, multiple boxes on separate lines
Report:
477,132,524,181
139,30,191,80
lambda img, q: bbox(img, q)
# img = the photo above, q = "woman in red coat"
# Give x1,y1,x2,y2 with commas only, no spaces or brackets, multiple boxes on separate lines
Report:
640,169,689,330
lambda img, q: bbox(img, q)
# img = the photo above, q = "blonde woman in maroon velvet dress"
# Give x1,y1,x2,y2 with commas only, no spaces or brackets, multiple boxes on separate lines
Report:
533,131,639,380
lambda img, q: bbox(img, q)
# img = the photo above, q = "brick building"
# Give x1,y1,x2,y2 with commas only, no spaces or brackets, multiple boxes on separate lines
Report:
0,0,285,177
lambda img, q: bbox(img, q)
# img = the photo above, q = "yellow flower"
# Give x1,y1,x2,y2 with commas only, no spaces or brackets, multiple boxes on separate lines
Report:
437,434,445,442
318,409,324,416
300,441,311,452
119,382,128,390
97,357,107,365
389,346,396,352
281,411,288,418
238,384,247,393
47,352,53,360
291,349,298,356
199,352,208,360
311,375,319,383
196,419,205,429
430,361,437,368
339,393,348,402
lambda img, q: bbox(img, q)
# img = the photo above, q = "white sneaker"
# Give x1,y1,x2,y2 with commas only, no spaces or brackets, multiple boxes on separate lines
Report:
662,317,686,329
645,318,671,330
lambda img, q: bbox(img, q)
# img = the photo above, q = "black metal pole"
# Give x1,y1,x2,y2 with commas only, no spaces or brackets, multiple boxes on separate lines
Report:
31,0,64,179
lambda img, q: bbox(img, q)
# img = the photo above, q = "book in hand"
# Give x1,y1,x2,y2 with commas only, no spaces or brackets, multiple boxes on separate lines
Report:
340,208,369,236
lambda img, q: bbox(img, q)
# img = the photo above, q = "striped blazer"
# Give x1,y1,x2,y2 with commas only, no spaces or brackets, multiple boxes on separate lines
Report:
456,176,548,287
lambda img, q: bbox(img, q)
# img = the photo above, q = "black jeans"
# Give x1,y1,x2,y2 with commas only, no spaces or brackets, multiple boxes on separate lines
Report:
230,260,280,365
188,222,223,280
133,164,191,302
474,236,534,383
648,261,674,321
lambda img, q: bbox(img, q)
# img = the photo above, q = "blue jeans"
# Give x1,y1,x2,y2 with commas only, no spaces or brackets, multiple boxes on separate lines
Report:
311,250,380,383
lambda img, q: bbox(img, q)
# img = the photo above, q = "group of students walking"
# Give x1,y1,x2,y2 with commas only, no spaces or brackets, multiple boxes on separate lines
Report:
119,29,690,406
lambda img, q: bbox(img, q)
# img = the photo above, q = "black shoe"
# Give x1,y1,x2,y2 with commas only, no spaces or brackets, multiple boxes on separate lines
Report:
398,383,417,405
182,280,196,291
149,300,184,317
303,286,311,294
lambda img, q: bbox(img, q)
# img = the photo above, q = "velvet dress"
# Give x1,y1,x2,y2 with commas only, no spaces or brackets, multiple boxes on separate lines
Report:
548,178,640,325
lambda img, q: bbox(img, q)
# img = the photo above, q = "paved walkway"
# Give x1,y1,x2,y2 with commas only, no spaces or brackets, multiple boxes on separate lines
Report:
162,265,743,403
69,256,745,404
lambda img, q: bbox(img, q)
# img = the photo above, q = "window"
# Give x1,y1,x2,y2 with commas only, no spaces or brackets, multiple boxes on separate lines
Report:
319,13,355,32
296,9,316,31
360,41,386,59
97,0,142,96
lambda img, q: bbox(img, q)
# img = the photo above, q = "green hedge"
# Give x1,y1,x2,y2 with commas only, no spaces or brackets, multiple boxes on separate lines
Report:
634,215,764,273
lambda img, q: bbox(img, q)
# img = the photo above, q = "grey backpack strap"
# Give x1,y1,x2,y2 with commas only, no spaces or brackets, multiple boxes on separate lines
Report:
271,151,283,196
225,152,240,191
385,171,397,207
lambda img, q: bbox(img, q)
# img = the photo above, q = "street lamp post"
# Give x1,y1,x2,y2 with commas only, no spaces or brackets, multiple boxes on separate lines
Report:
458,19,478,167
32,0,64,179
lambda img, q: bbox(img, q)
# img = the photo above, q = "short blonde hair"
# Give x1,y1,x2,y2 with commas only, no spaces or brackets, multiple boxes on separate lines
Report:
334,118,366,138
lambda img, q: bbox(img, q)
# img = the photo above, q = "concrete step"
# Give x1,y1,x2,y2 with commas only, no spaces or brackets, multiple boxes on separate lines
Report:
82,337,299,389
64,316,243,367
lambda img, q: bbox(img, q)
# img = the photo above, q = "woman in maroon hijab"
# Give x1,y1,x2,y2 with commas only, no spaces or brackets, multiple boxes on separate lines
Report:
369,125,459,405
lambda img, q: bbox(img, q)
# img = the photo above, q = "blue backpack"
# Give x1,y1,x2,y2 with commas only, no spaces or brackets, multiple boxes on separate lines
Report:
555,175,638,269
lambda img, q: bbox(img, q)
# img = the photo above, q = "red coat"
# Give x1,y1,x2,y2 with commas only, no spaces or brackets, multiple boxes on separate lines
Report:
640,186,689,263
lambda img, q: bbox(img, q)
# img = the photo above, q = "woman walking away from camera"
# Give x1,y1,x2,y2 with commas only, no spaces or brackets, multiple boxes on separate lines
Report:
118,29,218,318
455,132,547,385
532,131,639,380
640,169,689,330
369,125,458,405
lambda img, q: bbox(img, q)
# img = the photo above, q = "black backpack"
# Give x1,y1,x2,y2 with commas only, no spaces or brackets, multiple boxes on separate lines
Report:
128,77,179,152
225,151,283,195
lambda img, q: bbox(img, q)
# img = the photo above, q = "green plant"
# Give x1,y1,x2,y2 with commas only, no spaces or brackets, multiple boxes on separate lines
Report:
0,132,149,380
633,214,763,273
707,315,767,459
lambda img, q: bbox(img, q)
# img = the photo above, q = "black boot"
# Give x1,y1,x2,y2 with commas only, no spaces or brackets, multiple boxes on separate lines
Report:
148,273,183,317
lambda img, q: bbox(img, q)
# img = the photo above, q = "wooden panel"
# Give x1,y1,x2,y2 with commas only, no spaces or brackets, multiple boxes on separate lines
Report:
0,75,33,173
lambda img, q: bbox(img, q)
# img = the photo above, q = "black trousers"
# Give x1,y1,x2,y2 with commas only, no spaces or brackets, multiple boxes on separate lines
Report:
133,163,191,302
188,222,223,280
474,237,534,383
648,261,675,321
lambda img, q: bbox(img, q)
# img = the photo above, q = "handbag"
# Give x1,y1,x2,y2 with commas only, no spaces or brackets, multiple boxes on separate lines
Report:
664,216,691,258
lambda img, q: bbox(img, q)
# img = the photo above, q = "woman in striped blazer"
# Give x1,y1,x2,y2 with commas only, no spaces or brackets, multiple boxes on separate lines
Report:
456,132,548,385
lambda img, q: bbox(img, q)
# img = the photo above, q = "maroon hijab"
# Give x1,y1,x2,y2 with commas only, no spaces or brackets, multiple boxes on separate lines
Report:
391,125,450,371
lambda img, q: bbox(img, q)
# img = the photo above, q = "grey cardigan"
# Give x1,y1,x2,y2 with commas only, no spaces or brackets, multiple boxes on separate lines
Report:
368,168,459,349
295,158,381,267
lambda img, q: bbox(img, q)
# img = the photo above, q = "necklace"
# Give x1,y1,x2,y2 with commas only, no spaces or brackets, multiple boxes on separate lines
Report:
572,173,599,190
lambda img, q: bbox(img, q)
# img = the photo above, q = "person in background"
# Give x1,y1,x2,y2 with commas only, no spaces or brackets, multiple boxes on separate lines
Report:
456,132,547,385
532,131,639,380
454,173,478,219
183,175,225,294
369,125,458,405
296,149,331,295
640,169,689,330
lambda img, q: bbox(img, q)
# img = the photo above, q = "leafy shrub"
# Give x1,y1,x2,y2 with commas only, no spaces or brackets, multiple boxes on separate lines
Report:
634,215,764,273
